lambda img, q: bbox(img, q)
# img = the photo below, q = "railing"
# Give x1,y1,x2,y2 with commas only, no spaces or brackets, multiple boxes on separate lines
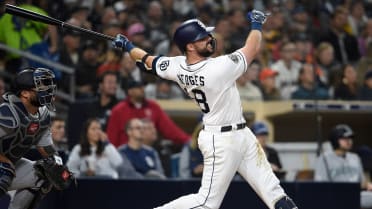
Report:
0,43,75,103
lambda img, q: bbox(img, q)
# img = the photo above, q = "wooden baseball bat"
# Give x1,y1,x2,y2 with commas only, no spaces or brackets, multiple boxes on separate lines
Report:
4,4,115,41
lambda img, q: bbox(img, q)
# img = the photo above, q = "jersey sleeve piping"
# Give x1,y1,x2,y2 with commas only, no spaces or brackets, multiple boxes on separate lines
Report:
236,50,248,73
152,55,163,75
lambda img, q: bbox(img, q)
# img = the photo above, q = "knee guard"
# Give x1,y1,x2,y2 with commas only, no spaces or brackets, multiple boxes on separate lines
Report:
274,196,298,209
0,162,15,197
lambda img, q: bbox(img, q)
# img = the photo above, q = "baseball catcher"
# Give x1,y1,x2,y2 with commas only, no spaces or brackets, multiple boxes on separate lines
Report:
0,67,74,209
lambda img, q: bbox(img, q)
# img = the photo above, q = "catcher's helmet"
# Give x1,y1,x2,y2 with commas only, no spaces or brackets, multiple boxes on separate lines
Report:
11,67,56,110
173,19,214,53
329,124,354,149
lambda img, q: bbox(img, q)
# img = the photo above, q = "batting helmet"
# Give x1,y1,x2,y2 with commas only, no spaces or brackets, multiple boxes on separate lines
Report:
173,19,215,53
329,124,354,149
11,67,56,110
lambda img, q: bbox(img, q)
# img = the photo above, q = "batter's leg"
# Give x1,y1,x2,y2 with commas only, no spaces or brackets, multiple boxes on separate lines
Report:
154,131,242,209
237,129,287,209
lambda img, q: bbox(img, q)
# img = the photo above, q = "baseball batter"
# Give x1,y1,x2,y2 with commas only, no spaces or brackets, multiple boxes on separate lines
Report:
113,10,297,209
0,68,73,209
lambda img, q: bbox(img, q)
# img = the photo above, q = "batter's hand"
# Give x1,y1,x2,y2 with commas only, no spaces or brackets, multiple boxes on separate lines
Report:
247,10,269,24
112,34,135,52
246,10,270,30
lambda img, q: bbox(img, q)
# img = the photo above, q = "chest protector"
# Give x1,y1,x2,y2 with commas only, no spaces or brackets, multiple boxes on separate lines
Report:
0,94,50,163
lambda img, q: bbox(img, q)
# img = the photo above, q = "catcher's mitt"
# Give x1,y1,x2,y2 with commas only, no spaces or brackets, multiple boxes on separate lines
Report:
34,155,75,190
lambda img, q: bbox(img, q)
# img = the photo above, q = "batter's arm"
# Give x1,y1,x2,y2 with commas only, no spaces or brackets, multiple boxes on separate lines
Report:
112,35,158,74
239,10,269,65
239,30,262,65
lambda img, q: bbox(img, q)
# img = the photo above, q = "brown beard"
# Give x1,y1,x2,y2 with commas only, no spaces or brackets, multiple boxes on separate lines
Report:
30,93,42,107
197,37,216,57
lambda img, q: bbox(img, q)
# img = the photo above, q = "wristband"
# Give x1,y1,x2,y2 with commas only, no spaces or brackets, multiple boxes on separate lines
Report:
142,53,150,64
251,22,262,31
126,41,135,52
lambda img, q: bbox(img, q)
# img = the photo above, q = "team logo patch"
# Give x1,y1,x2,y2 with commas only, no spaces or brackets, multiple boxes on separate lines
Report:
159,60,169,71
228,54,240,64
27,123,39,135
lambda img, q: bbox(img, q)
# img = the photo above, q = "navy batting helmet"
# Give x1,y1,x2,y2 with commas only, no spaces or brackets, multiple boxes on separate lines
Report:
329,124,354,149
173,19,215,53
11,67,56,110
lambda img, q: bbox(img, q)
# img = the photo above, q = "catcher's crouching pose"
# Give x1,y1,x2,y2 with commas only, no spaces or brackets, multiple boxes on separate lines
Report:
0,68,74,209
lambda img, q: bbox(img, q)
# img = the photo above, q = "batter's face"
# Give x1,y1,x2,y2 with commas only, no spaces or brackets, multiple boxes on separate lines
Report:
192,35,216,57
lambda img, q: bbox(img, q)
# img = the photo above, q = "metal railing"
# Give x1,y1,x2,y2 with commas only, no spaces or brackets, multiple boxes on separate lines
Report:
0,43,75,103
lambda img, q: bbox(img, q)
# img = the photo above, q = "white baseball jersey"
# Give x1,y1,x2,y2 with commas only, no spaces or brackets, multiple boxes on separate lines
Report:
154,51,247,126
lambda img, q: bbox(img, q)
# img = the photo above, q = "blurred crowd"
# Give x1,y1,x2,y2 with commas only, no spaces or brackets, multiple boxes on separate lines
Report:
1,0,372,101
1,0,372,183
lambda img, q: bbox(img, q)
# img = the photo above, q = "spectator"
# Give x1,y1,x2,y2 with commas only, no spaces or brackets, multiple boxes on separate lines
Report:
106,80,190,147
271,41,302,99
118,52,143,96
58,20,81,92
334,64,359,100
314,42,341,88
348,0,368,37
314,124,372,209
144,1,168,47
236,62,263,101
127,22,153,53
258,67,282,101
155,20,182,56
67,71,119,149
358,71,372,100
251,121,286,180
141,118,174,177
292,33,314,64
0,0,58,71
50,116,69,163
358,19,372,57
291,63,329,100
226,9,250,53
357,42,372,85
317,6,361,65
145,78,185,100
96,48,122,76
118,118,166,179
179,123,203,179
67,118,123,179
288,6,314,39
75,39,101,98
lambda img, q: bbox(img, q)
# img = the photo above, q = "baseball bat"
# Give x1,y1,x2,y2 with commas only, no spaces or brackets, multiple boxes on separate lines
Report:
4,4,115,41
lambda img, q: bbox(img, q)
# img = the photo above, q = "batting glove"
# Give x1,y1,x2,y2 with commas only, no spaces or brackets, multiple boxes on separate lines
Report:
112,34,135,52
246,10,269,31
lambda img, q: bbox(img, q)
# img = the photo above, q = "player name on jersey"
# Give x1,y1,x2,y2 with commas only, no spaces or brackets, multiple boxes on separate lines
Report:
177,74,205,86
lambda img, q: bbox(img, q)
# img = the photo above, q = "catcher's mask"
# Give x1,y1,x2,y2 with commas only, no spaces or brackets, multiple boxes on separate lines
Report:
12,67,57,111
173,19,215,53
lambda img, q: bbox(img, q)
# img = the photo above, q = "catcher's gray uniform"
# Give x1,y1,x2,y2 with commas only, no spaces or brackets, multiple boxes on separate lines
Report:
0,93,53,209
